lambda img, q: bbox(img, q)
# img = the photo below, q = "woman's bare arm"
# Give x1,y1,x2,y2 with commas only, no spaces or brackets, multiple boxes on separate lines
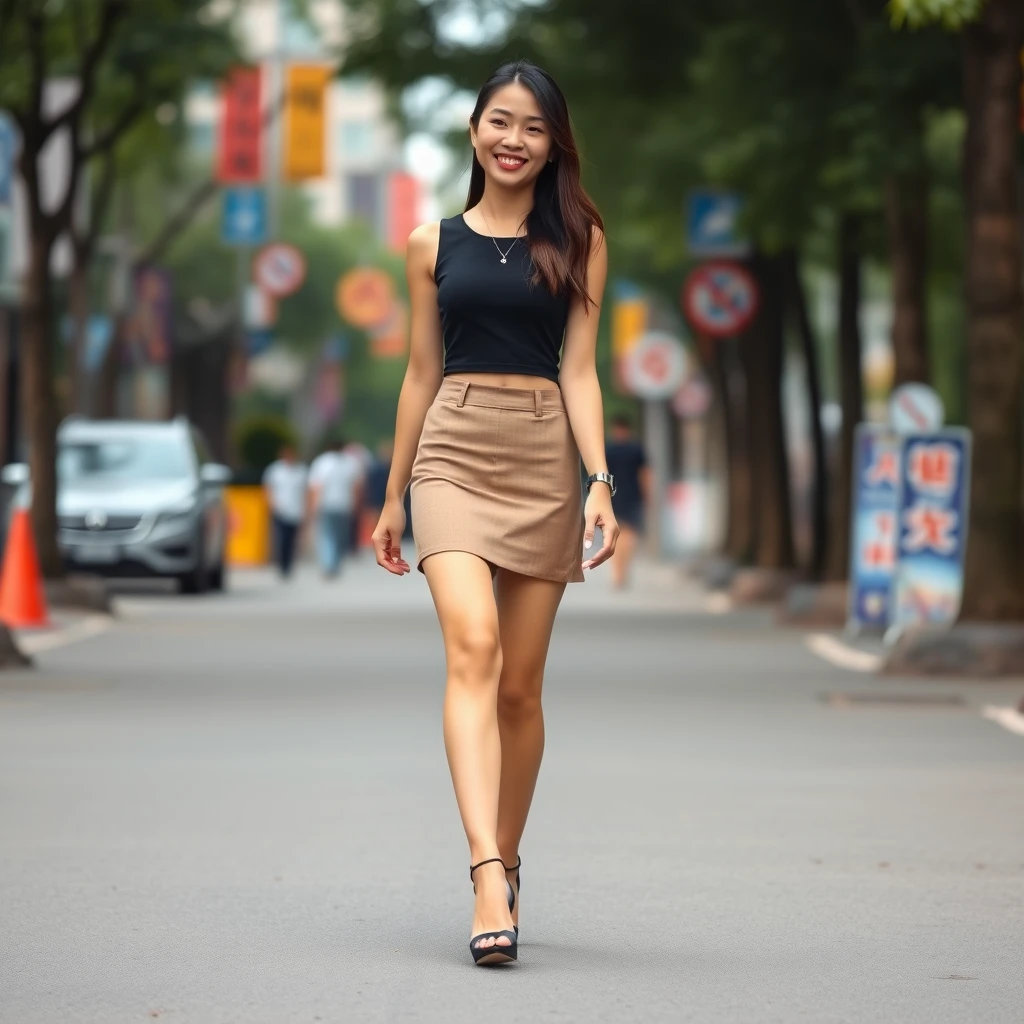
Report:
385,222,444,503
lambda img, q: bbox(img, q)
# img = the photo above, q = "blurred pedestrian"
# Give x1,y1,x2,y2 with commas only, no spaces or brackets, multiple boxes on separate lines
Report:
605,413,650,589
370,61,617,966
262,443,307,579
308,439,364,579
343,441,374,555
366,439,413,539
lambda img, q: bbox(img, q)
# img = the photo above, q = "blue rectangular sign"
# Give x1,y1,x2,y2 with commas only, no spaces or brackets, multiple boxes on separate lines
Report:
847,424,901,628
221,187,267,246
685,189,750,258
890,429,972,629
0,113,18,207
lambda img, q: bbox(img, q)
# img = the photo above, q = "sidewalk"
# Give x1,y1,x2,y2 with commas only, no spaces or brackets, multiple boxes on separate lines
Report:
113,549,715,619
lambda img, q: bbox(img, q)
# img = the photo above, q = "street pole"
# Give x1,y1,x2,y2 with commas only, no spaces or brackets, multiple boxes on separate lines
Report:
265,0,284,241
642,398,672,558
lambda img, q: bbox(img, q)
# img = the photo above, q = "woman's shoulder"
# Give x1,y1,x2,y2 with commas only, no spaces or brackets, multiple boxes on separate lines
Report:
408,220,442,253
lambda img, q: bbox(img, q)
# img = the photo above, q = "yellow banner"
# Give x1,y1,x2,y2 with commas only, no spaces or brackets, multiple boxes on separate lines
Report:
611,298,647,360
283,64,330,181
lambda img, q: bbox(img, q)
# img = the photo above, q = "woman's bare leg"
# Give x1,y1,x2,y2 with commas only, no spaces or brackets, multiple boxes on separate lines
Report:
422,551,514,951
493,568,566,927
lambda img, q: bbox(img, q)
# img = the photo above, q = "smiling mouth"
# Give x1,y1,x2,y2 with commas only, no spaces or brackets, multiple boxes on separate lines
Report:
495,154,527,170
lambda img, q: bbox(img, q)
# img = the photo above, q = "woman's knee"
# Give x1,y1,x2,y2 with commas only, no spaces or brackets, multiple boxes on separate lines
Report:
448,622,502,680
497,672,543,722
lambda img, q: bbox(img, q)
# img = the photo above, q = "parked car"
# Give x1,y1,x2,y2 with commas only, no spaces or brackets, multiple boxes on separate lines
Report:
2,417,231,594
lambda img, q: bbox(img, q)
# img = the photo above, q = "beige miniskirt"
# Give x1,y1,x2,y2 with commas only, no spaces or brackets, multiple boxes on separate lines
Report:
410,377,586,583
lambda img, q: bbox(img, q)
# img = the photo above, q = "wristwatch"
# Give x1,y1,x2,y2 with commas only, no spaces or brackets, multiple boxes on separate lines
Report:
585,472,616,497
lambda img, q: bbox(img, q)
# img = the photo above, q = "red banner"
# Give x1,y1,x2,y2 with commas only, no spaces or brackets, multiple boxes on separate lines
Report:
216,67,263,184
386,171,421,253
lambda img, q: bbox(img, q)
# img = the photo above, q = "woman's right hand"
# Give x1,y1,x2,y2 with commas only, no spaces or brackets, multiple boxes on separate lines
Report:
371,498,411,575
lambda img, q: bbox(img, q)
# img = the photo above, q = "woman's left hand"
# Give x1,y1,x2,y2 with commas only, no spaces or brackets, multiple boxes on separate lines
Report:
582,486,619,571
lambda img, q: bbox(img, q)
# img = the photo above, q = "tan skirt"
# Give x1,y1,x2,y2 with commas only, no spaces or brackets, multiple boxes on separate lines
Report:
410,377,586,583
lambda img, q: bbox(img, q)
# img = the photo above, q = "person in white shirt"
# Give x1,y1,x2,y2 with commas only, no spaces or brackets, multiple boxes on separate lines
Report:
308,440,365,578
262,444,308,578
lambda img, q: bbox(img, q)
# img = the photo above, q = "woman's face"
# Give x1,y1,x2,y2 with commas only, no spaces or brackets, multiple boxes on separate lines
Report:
470,82,553,190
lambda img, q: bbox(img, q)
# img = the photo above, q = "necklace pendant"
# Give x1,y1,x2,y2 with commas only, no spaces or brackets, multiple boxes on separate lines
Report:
500,257,507,264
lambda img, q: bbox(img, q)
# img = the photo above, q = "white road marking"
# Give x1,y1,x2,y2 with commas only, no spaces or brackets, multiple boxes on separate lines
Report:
981,705,1024,737
805,633,882,673
17,614,113,654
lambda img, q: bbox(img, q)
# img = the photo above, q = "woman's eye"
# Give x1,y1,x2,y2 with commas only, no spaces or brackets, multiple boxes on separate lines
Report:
490,120,506,128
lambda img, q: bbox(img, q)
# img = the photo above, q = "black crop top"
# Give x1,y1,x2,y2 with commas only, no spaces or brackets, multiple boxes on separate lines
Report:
434,214,570,384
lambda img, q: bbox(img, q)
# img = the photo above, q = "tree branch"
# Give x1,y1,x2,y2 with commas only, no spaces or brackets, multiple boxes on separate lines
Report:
841,0,865,33
71,149,118,264
39,0,129,148
79,95,145,161
134,178,219,269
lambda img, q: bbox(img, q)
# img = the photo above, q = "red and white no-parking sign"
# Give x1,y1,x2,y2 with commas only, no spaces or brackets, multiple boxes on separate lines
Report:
253,243,307,298
682,261,759,338
622,332,689,400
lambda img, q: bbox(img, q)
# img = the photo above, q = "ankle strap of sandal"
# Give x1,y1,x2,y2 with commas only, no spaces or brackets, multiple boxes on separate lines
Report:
502,857,521,872
469,857,505,880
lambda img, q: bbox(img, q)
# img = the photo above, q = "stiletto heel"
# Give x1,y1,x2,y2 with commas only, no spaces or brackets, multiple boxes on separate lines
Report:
503,857,521,937
468,858,518,966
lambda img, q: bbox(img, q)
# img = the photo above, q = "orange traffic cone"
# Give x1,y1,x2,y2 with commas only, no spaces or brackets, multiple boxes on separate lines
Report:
0,508,51,628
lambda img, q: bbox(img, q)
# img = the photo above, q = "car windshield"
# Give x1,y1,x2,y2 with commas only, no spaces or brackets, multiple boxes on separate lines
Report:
58,437,193,483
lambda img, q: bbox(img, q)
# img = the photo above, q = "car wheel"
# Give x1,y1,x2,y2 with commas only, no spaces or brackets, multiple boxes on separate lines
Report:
178,535,209,595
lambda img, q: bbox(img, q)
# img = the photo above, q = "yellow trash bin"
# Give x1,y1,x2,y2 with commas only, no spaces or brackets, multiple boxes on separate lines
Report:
225,485,270,567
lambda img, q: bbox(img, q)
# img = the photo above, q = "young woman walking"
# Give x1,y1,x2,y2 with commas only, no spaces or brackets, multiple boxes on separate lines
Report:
371,60,618,966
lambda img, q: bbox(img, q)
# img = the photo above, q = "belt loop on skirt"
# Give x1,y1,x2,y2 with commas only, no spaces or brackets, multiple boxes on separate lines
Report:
456,381,470,408
534,390,543,417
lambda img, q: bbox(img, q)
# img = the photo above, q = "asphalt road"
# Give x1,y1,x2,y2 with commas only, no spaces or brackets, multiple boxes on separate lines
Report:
1,555,1022,1023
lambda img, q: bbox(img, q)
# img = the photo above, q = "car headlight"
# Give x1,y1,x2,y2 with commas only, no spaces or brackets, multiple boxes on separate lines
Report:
155,505,196,529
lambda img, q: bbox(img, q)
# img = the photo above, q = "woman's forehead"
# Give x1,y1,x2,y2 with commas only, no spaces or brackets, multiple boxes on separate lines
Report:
487,82,544,120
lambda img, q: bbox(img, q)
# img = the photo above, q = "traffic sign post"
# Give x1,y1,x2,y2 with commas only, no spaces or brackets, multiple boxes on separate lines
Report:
682,262,759,339
888,382,944,435
222,187,267,247
685,190,750,258
253,242,306,298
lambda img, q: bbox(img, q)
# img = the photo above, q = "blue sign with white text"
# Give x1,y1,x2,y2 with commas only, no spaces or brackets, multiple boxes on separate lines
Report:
848,424,901,628
685,190,750,257
222,187,267,246
890,429,971,629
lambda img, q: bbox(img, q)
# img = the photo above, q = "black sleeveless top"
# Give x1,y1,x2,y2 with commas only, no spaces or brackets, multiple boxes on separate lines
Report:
434,214,570,384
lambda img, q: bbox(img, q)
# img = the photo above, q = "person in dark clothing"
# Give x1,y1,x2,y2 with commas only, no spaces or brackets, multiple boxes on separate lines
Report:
605,413,650,588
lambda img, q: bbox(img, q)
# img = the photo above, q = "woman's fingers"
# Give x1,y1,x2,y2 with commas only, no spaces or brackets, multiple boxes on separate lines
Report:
373,528,409,574
582,518,619,570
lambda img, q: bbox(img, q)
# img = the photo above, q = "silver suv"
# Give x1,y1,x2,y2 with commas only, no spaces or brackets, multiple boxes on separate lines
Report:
4,417,230,593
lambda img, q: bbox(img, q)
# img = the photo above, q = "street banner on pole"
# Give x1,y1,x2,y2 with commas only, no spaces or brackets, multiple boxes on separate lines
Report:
890,429,972,630
215,67,263,184
221,187,267,246
386,171,421,253
682,261,759,338
283,64,330,181
848,424,901,628
685,190,750,258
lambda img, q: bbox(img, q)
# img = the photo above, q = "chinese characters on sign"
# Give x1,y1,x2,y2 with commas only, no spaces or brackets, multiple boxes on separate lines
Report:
215,67,263,184
848,425,901,628
891,431,971,630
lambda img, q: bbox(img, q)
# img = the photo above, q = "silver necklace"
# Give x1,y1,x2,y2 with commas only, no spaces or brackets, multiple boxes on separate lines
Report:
480,211,522,264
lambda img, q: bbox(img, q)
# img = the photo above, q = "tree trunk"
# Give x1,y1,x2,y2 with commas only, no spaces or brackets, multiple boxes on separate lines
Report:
783,248,828,580
747,254,795,570
20,236,63,579
68,253,90,414
826,215,865,582
711,337,753,561
959,0,1024,621
885,171,930,386
93,313,125,419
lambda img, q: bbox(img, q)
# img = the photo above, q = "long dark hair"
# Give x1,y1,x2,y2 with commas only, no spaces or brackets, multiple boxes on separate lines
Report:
466,60,603,311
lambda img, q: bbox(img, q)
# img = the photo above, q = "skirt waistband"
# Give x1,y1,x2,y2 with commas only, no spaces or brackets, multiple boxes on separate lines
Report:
437,377,565,414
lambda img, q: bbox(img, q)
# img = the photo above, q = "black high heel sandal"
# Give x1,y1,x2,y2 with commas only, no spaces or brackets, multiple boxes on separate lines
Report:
503,857,521,937
468,858,518,966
